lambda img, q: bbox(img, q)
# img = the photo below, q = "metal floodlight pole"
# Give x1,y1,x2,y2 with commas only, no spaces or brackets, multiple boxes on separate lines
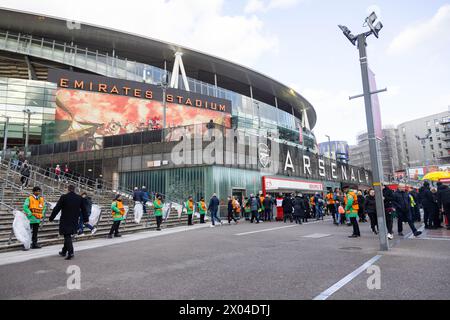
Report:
2,115,10,160
355,33,389,251
339,15,389,251
159,74,169,132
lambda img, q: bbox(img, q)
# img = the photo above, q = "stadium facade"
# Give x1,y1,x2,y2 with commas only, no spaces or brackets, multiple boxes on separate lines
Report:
0,8,372,206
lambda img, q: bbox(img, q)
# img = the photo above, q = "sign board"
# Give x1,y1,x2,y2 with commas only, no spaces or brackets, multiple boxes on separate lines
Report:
263,176,324,192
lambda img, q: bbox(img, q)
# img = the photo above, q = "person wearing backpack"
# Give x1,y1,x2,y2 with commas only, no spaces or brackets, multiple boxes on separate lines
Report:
232,196,241,223
249,194,261,223
243,197,251,221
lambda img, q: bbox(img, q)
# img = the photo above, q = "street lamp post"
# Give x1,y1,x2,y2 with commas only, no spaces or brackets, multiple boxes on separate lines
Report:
325,134,332,159
23,109,36,156
158,73,169,135
359,152,366,169
1,115,10,161
415,133,431,167
339,12,389,251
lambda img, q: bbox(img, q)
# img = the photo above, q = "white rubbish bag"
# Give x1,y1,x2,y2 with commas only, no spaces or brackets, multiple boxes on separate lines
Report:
12,210,32,250
123,205,129,220
89,204,101,226
134,203,144,224
163,203,172,221
48,202,61,221
169,203,182,220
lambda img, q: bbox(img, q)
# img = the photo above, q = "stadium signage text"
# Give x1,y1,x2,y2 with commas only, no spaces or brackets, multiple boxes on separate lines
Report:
48,69,232,114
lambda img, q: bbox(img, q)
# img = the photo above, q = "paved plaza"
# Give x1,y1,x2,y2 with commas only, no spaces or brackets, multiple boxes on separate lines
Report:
1,218,449,300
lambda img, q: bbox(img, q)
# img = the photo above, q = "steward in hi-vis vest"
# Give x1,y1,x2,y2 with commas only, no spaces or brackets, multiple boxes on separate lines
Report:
23,186,46,250
108,194,125,238
185,196,194,226
343,186,361,238
197,197,207,224
153,195,164,231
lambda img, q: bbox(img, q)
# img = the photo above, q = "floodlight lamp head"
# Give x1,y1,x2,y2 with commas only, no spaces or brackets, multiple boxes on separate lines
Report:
338,25,357,46
373,21,383,38
367,12,377,25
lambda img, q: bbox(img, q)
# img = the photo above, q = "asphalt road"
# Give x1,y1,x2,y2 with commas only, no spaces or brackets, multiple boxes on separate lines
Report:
0,218,449,300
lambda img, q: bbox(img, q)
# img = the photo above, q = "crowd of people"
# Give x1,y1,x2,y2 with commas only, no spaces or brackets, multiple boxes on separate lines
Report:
18,179,450,260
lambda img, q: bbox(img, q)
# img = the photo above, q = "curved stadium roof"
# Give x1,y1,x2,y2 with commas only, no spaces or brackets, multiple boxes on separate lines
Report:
0,7,316,129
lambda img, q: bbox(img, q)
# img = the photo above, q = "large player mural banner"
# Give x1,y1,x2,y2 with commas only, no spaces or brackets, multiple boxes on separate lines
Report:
54,89,231,150
50,69,232,150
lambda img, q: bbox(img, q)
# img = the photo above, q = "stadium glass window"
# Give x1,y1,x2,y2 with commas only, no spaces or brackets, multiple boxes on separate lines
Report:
429,137,433,142
428,128,432,134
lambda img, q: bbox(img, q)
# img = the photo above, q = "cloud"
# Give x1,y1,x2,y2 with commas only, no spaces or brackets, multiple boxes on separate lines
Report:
0,0,278,66
387,4,450,55
244,0,300,14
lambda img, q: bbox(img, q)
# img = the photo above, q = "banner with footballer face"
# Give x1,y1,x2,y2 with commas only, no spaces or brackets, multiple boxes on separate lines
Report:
54,88,231,150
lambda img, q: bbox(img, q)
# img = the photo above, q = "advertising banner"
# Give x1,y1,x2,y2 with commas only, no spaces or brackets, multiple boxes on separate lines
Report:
368,68,383,140
48,70,232,150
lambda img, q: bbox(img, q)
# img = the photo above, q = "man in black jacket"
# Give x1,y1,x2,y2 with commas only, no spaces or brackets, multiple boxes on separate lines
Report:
382,184,395,240
49,185,88,260
437,182,450,230
263,195,273,222
283,194,293,223
293,194,305,224
392,184,422,237
208,193,222,227
420,181,435,229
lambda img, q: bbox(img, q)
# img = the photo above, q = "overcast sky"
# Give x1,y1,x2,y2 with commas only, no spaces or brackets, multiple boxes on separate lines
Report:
1,0,449,145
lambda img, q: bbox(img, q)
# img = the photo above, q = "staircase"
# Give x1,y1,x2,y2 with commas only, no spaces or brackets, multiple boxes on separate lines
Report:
0,161,194,253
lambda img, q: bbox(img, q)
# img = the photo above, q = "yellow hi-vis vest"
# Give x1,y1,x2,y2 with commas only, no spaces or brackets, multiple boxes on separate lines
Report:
29,195,45,219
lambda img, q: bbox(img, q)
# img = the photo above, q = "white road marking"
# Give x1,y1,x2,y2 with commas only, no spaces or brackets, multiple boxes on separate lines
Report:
303,233,331,239
235,219,331,236
0,224,210,266
235,225,297,236
313,255,382,300
411,237,450,241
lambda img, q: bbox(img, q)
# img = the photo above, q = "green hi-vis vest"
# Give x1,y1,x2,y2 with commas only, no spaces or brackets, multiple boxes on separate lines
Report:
244,201,251,213
197,201,207,214
185,200,194,215
111,200,125,221
153,199,163,216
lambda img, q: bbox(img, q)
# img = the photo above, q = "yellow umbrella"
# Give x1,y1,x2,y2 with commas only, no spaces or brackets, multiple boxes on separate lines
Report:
421,171,450,181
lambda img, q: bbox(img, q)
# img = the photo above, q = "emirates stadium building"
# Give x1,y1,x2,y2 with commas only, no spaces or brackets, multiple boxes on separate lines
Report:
0,8,371,205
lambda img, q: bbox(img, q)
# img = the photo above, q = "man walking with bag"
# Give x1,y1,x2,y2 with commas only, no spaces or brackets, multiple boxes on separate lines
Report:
49,185,88,260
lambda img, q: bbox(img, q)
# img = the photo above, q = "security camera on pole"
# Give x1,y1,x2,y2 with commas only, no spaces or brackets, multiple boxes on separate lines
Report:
338,12,389,251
